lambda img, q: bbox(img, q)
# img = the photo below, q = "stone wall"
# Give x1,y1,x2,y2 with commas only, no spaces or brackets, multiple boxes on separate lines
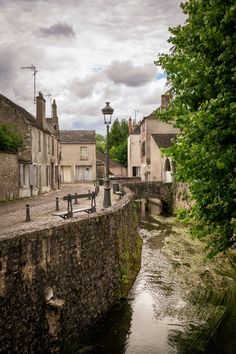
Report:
0,152,19,201
0,189,141,353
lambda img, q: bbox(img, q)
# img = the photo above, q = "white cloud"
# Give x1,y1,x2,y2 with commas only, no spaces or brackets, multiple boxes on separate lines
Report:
105,60,157,87
0,0,185,131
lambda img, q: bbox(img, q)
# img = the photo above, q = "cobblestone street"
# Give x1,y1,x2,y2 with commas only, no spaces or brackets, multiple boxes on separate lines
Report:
0,183,119,238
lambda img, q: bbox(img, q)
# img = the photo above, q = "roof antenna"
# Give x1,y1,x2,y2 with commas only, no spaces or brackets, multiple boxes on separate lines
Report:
134,109,139,125
20,64,38,103
45,93,52,117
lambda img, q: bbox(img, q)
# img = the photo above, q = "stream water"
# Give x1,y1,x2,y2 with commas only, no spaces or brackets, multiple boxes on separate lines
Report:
67,209,235,354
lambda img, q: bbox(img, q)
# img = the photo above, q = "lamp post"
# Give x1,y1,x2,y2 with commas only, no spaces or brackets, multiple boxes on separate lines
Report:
102,102,114,208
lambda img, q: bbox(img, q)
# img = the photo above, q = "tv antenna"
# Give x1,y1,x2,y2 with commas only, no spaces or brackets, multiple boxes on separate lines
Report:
20,64,38,103
134,109,139,124
45,92,52,103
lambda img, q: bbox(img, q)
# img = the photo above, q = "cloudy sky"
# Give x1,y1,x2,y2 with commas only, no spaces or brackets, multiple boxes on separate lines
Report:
0,0,185,134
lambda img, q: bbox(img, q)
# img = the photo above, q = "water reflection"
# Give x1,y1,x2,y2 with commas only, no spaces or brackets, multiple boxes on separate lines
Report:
68,208,235,354
62,300,132,354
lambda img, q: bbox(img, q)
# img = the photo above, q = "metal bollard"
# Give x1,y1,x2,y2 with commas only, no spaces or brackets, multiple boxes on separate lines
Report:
55,197,60,211
88,190,91,200
25,204,31,222
74,192,78,204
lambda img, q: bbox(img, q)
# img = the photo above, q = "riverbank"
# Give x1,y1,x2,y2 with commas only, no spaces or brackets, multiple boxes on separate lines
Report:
156,214,236,353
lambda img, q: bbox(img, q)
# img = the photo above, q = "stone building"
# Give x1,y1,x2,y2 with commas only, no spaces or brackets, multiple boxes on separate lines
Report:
96,150,127,178
60,130,96,182
127,94,179,182
0,92,60,199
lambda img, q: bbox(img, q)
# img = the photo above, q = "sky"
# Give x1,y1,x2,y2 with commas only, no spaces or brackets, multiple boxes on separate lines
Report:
0,0,185,134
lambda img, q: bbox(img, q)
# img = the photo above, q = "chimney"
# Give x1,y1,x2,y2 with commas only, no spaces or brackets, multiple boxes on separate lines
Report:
52,99,57,119
36,92,46,128
161,94,171,109
51,98,59,134
128,117,132,134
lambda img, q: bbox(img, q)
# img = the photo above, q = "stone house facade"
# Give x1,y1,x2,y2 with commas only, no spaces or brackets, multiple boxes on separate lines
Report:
60,130,96,182
0,92,60,199
0,152,19,201
127,94,179,182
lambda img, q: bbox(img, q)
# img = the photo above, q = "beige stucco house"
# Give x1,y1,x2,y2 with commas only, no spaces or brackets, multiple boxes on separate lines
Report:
60,130,96,183
127,94,179,182
0,92,60,199
150,134,176,182
127,124,141,177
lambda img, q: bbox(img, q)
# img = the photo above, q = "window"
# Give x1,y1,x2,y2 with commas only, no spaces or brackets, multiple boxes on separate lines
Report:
52,138,54,156
48,136,50,154
80,146,88,160
38,132,41,152
132,166,140,177
34,165,37,186
23,164,28,185
141,141,145,156
46,165,50,186
165,158,171,172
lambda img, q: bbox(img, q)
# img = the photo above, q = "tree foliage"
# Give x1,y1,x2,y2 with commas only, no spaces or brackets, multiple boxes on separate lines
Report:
96,133,106,153
0,124,24,152
109,118,129,167
156,0,236,255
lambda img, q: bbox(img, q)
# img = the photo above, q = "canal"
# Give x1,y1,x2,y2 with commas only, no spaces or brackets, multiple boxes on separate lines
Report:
65,208,236,354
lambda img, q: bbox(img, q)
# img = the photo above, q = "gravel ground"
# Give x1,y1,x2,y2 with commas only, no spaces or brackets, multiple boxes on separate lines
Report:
0,183,119,238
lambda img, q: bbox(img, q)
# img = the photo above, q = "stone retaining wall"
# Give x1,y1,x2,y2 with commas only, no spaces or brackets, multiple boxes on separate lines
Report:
0,152,19,201
0,188,141,353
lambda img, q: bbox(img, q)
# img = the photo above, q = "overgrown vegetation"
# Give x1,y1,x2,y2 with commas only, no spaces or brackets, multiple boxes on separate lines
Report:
0,124,23,152
156,0,236,255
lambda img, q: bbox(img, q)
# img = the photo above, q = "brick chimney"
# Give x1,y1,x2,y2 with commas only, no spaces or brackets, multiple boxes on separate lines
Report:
51,99,59,133
36,92,46,128
52,99,57,119
161,94,171,109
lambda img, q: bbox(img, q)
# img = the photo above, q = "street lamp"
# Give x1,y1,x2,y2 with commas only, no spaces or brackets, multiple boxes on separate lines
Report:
102,101,114,208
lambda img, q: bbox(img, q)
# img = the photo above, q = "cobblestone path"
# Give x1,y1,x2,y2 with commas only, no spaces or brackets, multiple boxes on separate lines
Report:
0,183,119,238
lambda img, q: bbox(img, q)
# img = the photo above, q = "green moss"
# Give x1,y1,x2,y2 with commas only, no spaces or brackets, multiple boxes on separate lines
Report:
117,233,142,299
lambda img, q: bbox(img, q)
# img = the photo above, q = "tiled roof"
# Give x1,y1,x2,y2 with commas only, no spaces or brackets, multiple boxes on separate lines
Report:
151,134,177,148
0,93,57,135
0,93,43,130
130,125,141,135
60,130,96,144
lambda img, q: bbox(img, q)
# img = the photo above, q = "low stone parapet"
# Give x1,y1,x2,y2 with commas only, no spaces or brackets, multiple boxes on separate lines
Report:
0,187,142,352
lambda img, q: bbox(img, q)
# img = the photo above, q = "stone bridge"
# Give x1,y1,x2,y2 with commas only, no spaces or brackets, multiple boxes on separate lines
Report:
121,181,174,214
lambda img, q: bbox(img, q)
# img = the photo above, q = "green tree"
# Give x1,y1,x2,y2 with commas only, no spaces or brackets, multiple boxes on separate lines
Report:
156,0,236,255
96,133,106,153
109,118,129,167
110,140,128,167
0,124,23,152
